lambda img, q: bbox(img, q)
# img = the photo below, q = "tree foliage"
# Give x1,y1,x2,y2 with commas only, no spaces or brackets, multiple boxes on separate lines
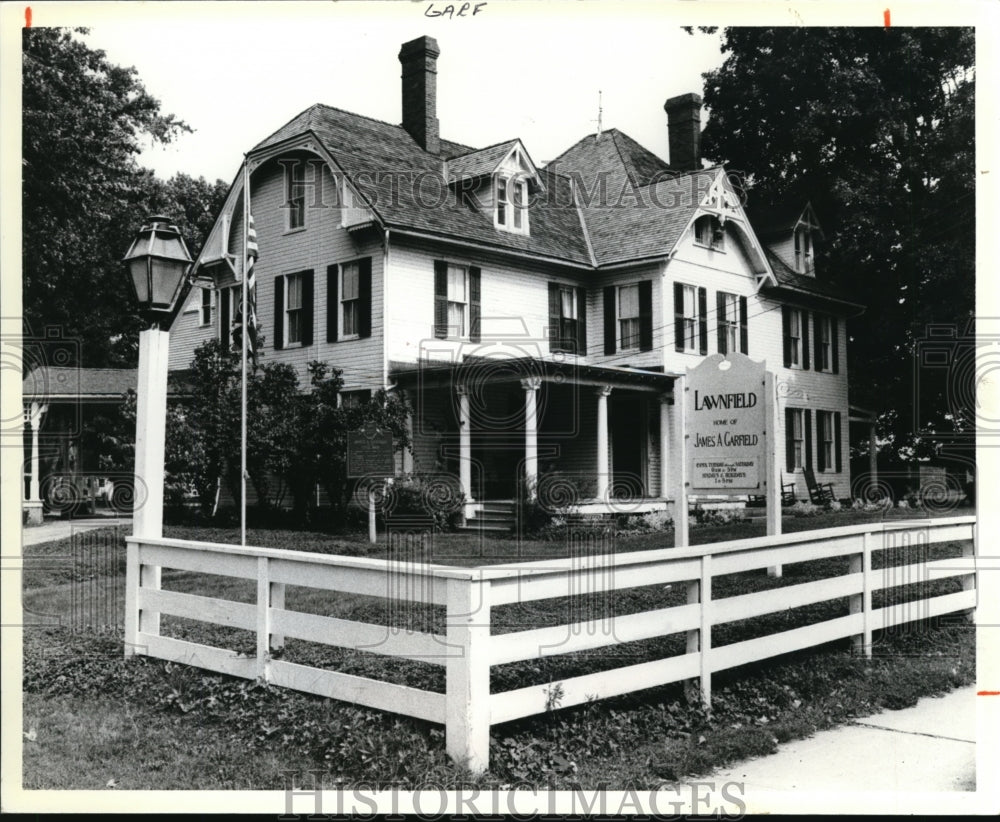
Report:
22,27,227,366
698,27,975,460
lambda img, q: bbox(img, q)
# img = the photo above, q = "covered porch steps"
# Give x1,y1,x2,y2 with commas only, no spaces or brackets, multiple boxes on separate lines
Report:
456,501,516,534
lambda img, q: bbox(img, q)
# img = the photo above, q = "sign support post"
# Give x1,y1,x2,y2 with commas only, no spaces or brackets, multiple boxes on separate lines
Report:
368,485,377,544
764,371,782,577
347,425,395,547
673,375,689,548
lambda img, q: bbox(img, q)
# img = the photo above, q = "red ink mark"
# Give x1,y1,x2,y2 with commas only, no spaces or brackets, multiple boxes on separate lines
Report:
884,8,890,27
978,690,1000,696
25,6,31,27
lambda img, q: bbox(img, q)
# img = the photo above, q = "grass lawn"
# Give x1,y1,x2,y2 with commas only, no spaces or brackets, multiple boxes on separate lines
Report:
20,506,976,788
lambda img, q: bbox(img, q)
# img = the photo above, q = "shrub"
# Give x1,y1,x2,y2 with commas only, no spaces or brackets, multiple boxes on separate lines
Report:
789,501,823,518
384,473,465,532
694,506,750,526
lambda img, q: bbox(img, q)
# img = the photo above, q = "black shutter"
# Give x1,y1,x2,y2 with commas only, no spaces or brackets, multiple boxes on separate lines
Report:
301,269,314,346
834,411,843,472
832,317,840,374
801,310,810,370
327,264,339,343
814,312,823,371
274,276,284,350
698,286,708,355
804,409,813,471
434,260,448,339
548,283,561,351
716,291,727,354
603,286,616,355
674,282,685,352
358,257,372,339
469,266,481,343
739,296,748,355
782,306,791,367
576,286,587,355
220,288,231,348
817,411,827,473
638,280,653,352
785,408,795,472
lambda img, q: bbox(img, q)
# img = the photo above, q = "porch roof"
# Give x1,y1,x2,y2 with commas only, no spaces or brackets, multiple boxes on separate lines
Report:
389,357,678,393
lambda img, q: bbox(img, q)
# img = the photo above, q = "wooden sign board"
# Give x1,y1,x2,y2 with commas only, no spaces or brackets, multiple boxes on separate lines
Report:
347,426,394,477
687,353,766,494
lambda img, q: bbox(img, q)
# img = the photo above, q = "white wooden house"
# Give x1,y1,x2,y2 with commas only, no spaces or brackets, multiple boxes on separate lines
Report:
168,35,864,523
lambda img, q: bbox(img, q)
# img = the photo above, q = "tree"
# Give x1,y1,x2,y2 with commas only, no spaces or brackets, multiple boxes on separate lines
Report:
22,27,226,367
697,28,975,462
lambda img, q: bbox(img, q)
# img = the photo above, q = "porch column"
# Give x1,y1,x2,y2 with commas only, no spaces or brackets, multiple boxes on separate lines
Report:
659,394,672,499
456,384,472,502
595,385,612,500
23,402,47,526
522,377,542,498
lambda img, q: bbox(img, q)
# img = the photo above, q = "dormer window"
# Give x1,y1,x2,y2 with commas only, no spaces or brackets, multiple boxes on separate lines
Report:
694,215,725,251
496,175,528,234
794,226,814,273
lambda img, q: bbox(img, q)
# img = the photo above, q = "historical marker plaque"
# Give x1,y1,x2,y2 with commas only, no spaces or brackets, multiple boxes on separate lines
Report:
687,353,766,493
347,426,395,477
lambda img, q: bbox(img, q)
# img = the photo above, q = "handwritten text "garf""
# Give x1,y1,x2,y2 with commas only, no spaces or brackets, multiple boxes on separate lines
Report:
425,3,487,18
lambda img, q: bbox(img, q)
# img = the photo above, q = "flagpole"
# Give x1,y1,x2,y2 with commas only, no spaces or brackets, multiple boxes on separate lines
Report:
241,155,249,548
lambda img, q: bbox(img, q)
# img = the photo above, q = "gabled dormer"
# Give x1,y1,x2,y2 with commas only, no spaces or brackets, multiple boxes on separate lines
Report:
748,201,825,277
447,139,542,236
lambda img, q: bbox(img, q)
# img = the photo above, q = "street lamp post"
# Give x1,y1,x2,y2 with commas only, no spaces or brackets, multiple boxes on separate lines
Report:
121,215,193,656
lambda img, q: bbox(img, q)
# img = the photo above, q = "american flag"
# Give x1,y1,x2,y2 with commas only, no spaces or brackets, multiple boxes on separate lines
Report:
235,213,260,365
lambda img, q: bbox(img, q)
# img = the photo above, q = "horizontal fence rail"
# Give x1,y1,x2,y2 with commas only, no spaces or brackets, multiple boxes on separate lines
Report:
124,515,977,774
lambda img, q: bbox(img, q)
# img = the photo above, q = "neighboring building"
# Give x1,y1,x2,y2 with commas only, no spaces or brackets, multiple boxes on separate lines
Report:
169,35,863,522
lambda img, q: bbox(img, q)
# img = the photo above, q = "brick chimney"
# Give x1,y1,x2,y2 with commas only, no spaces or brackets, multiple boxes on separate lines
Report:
399,36,441,154
664,93,703,172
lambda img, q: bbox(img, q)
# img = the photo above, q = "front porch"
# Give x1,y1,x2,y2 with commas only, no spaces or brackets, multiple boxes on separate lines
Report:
390,357,681,520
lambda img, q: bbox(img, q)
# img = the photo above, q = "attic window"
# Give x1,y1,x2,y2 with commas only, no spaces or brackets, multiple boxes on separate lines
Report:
496,175,529,235
794,227,814,273
694,215,725,251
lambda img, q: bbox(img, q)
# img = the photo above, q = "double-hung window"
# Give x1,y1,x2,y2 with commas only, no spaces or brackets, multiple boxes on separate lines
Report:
817,314,833,372
559,287,578,346
695,215,725,251
286,162,307,231
818,411,834,471
794,227,813,273
788,309,804,367
447,264,468,337
200,288,213,327
789,408,804,469
340,262,360,338
719,292,739,354
285,272,304,345
618,284,641,351
681,284,699,353
495,175,528,234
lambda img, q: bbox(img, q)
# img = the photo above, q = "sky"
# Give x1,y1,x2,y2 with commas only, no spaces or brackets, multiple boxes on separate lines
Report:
60,3,728,184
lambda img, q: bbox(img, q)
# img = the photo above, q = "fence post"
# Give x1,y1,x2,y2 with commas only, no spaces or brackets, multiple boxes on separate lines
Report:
962,523,976,624
445,574,491,775
124,540,140,656
270,581,286,651
850,532,873,658
257,557,273,682
686,554,712,708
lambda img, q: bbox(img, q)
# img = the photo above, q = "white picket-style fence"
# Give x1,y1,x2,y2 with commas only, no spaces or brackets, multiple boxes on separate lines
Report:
124,515,977,774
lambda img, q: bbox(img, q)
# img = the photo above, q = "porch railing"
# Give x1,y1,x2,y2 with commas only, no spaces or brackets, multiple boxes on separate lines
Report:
125,515,977,774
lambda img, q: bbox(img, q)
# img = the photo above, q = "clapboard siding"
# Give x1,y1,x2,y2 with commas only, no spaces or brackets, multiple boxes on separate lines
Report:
169,153,385,391
168,287,217,370
386,237,587,365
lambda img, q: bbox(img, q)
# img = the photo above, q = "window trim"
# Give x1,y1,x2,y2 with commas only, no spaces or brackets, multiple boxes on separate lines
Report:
817,314,833,372
446,263,469,339
285,161,308,233
199,288,214,327
694,214,726,252
617,283,641,352
494,173,529,235
284,272,305,348
557,285,579,351
681,283,700,354
339,261,361,341
790,408,805,470
818,410,835,472
718,291,739,354
794,226,814,273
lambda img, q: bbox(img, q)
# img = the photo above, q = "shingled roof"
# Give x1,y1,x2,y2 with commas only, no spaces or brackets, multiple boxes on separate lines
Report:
21,367,194,402
253,105,592,266
447,139,520,182
762,249,864,314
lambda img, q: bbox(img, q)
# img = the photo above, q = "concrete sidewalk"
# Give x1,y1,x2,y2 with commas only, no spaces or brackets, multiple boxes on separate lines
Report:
21,516,131,547
711,685,977,793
